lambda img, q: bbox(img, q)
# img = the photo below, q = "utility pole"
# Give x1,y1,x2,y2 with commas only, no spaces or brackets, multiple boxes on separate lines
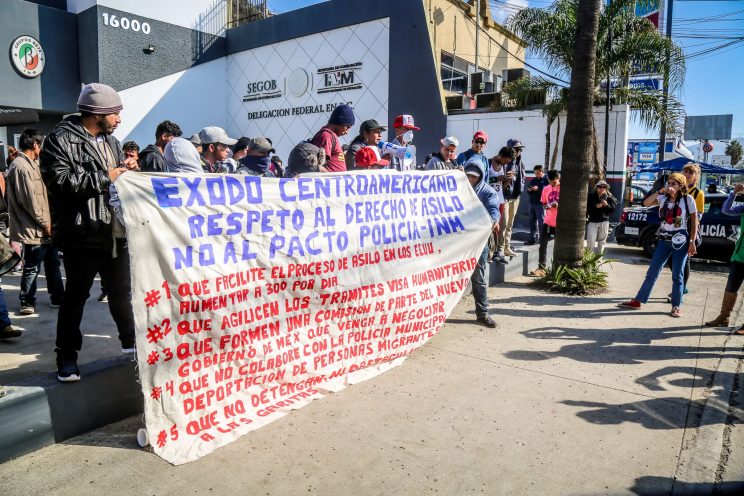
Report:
658,0,674,163
474,0,480,72
603,0,612,178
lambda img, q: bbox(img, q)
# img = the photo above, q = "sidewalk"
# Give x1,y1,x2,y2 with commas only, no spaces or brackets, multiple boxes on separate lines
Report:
0,244,742,495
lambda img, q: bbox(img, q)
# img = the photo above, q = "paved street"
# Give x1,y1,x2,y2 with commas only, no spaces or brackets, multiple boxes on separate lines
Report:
1,245,743,495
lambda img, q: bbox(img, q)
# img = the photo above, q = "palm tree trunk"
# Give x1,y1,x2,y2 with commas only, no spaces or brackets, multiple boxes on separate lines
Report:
551,115,561,169
554,0,601,267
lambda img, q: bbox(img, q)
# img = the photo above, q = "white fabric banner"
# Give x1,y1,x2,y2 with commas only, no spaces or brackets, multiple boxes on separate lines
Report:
116,170,491,464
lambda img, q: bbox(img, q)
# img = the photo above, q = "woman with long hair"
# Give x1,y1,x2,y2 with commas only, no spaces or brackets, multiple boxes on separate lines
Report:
705,183,744,335
619,173,698,318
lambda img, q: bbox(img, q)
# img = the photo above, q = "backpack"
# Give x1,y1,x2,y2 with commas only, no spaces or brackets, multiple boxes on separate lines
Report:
308,128,338,166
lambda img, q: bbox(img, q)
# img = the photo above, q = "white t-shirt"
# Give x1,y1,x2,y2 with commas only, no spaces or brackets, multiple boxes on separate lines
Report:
487,165,506,205
657,194,697,233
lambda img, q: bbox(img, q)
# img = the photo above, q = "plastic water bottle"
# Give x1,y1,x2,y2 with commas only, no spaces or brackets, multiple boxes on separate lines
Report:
377,141,410,160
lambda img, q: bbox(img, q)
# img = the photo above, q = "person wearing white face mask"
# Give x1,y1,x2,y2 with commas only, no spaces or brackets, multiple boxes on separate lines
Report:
386,114,419,171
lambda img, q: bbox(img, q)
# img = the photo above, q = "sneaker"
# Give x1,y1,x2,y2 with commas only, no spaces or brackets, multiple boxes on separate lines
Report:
19,305,35,315
57,359,80,382
504,248,518,257
0,325,22,339
529,268,546,278
671,306,681,318
683,287,690,295
476,314,497,328
618,299,642,309
97,292,108,303
49,301,61,309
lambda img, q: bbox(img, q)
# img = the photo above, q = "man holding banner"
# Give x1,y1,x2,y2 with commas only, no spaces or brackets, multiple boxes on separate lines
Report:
465,163,501,328
40,83,138,382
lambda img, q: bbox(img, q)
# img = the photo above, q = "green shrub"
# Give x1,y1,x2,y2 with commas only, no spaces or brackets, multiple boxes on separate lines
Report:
532,250,613,295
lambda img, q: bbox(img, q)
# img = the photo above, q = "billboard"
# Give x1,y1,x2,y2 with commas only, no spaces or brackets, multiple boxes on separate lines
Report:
226,18,390,163
684,115,734,141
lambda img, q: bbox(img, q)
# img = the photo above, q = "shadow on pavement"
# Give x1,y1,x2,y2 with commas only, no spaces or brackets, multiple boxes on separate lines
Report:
504,325,736,365
630,475,744,495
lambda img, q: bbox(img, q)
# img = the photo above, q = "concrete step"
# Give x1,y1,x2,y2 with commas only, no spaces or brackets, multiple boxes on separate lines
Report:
0,355,142,464
489,239,554,285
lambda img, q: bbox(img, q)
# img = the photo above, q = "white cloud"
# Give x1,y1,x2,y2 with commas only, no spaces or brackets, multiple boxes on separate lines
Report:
490,0,530,26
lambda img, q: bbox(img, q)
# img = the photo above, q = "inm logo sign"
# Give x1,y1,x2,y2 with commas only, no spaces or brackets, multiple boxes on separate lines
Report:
317,62,363,94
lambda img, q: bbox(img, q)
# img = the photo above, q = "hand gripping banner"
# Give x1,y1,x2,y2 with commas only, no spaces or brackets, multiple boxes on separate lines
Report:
115,170,492,464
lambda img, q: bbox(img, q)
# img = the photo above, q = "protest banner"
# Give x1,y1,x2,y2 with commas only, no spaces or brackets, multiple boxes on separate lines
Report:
115,170,492,464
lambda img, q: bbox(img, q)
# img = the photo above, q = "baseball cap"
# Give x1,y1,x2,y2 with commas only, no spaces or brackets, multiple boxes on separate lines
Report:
248,136,275,154
188,133,201,146
393,115,420,131
355,146,390,168
595,180,609,188
199,126,238,146
231,137,251,153
507,138,525,148
441,136,459,148
360,119,387,133
473,131,488,143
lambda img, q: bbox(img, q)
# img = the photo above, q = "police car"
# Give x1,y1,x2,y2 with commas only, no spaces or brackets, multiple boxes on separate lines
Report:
615,193,741,260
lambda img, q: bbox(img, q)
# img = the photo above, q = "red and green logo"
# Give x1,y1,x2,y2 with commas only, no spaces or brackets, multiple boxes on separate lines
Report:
10,35,45,78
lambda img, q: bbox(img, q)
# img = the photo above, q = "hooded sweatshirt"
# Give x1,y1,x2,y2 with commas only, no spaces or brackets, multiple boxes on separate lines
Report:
165,138,203,174
139,144,166,172
464,162,501,224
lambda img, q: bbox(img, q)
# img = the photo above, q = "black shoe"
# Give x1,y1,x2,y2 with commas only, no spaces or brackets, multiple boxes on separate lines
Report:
0,325,22,339
493,254,508,265
476,314,497,328
56,351,80,382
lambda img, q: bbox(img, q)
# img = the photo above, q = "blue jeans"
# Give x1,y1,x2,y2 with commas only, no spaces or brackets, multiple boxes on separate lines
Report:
528,203,545,243
470,244,489,317
636,237,688,307
20,243,64,306
0,281,11,328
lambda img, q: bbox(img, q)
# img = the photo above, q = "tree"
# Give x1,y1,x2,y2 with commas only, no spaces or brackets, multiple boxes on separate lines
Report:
508,0,687,176
553,0,602,267
726,140,743,167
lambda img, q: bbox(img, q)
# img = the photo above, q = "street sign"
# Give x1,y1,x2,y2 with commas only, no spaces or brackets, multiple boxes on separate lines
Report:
702,142,714,153
638,142,657,163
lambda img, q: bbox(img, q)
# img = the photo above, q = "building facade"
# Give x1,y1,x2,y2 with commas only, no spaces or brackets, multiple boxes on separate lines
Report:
0,0,526,164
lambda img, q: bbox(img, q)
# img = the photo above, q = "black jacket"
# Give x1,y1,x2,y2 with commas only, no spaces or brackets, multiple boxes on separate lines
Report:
39,115,121,250
586,191,618,223
138,144,166,172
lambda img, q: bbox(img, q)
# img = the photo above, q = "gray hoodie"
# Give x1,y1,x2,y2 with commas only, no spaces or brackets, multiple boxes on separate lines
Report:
165,137,203,174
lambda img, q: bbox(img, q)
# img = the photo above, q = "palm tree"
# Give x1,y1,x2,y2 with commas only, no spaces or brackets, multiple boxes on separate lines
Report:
726,140,743,166
501,77,567,169
553,0,602,267
508,0,687,176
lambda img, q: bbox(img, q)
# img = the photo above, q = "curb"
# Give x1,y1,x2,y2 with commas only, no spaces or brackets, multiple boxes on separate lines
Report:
0,355,143,464
672,297,744,494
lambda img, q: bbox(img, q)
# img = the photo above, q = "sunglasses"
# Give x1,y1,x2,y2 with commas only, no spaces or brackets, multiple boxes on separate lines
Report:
473,140,486,145
597,185,607,189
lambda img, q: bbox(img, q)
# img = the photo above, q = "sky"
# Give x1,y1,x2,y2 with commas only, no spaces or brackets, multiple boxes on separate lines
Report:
266,0,744,141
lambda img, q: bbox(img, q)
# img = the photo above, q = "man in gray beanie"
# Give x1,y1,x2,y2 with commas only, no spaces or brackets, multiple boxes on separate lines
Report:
40,82,138,383
310,103,354,173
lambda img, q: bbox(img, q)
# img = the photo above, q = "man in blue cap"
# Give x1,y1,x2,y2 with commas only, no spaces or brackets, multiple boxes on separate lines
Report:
311,104,355,172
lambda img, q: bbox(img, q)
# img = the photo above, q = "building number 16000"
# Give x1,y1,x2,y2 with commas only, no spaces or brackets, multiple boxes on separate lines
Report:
102,13,151,34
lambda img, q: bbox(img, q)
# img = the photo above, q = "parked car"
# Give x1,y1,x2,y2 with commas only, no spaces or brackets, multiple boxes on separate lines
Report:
615,193,741,260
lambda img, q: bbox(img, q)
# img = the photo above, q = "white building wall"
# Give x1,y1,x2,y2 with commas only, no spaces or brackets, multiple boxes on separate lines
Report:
447,105,630,183
225,18,390,163
115,57,227,147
